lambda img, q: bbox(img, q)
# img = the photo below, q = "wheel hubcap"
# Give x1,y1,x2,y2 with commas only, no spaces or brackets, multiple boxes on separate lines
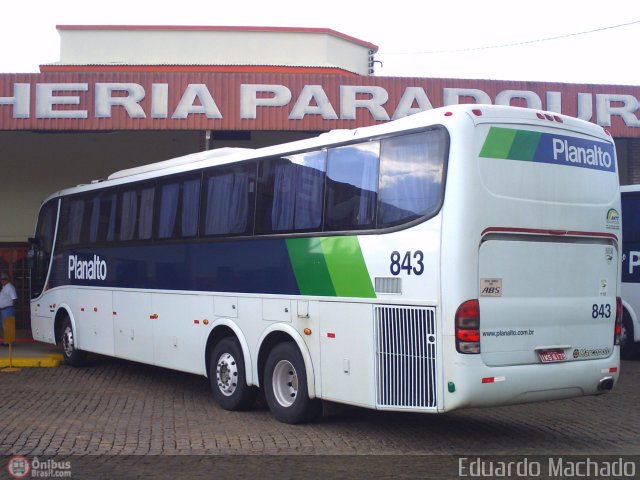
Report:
216,352,238,396
621,323,628,345
272,359,298,407
62,326,75,356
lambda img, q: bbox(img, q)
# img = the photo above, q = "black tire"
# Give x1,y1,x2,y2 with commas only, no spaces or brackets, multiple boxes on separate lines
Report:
210,337,258,411
620,315,638,360
264,342,322,424
60,315,86,366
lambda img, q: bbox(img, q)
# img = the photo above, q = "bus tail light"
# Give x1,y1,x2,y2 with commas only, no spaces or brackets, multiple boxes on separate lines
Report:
456,299,480,354
614,297,622,346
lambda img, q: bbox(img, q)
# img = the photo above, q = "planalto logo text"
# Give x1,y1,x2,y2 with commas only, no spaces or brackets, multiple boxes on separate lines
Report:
552,138,613,169
68,254,107,281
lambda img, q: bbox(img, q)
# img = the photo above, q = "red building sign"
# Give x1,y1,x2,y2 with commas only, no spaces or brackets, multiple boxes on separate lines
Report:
1,72,639,136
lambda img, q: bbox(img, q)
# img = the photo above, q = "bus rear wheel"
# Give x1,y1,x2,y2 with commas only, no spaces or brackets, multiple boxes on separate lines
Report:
60,315,86,366
621,316,638,360
264,342,322,424
210,337,257,411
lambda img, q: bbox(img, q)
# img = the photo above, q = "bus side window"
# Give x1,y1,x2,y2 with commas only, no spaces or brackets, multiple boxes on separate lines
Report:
324,142,379,232
58,197,89,247
256,151,326,234
378,129,447,228
157,175,201,239
203,163,255,237
117,184,155,242
88,192,117,243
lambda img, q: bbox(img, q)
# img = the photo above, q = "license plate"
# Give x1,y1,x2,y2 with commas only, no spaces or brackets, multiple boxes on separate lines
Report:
538,350,567,363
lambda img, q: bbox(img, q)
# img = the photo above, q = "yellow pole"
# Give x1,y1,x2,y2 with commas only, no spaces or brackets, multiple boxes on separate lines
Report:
2,315,20,372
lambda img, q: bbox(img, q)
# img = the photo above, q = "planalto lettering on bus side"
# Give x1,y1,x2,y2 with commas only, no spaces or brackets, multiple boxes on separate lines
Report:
68,254,107,281
552,138,613,170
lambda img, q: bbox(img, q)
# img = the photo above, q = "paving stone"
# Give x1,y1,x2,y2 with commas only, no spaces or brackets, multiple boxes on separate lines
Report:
0,356,638,478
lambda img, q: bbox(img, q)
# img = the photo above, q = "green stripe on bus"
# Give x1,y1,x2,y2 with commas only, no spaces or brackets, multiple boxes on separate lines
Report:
480,127,542,161
508,130,541,160
286,238,336,296
320,237,376,298
479,127,516,159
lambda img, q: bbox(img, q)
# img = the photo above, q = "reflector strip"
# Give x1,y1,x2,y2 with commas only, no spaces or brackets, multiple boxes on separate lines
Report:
482,376,506,384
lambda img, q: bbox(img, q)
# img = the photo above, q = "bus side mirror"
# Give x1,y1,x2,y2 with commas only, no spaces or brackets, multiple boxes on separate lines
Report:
27,237,40,268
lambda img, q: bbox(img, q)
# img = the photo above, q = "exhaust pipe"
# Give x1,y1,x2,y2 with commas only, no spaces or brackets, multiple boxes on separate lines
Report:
597,376,614,392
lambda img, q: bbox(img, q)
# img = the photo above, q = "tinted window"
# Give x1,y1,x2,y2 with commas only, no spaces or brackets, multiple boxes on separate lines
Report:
117,185,155,241
157,175,201,239
203,163,255,236
378,129,447,228
36,200,57,254
58,197,89,247
256,151,326,234
88,192,117,243
324,142,379,231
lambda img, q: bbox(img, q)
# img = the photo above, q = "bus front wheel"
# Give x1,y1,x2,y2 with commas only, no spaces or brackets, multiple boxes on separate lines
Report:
210,337,257,411
264,342,322,424
60,315,86,367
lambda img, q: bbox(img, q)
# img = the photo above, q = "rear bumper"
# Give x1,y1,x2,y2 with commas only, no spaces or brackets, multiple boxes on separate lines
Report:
441,350,620,411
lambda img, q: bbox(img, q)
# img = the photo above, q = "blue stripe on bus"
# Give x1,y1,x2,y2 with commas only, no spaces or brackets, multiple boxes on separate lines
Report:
623,244,640,284
49,239,301,295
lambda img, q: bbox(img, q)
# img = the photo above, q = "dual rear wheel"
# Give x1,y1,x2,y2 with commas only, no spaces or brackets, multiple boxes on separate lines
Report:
209,338,321,424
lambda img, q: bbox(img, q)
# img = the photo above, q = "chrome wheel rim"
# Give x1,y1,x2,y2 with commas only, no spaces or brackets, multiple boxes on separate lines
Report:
62,325,75,357
272,359,298,407
216,352,238,397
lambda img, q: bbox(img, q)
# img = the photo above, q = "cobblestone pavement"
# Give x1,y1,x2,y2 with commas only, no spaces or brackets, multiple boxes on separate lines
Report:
0,356,638,478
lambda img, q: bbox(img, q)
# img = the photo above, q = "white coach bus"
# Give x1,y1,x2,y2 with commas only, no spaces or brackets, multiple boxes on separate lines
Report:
28,105,621,424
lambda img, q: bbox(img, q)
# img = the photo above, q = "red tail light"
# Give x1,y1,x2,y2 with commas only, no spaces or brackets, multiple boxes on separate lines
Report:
456,299,480,354
614,297,622,346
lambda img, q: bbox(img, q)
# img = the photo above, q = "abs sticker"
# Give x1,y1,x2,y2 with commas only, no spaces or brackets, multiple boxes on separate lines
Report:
480,278,502,297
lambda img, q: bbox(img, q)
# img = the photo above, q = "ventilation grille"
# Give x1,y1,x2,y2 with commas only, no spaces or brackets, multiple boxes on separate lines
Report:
375,277,402,294
375,306,437,409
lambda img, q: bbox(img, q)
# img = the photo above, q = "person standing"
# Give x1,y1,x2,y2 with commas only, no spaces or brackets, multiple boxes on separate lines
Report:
0,272,17,346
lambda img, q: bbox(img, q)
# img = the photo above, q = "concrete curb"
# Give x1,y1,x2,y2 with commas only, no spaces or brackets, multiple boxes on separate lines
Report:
0,353,64,368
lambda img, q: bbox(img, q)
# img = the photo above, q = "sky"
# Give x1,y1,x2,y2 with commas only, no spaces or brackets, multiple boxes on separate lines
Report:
1,0,638,86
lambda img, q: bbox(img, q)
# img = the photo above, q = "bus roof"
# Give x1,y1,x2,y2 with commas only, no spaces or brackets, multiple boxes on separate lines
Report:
47,104,612,200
